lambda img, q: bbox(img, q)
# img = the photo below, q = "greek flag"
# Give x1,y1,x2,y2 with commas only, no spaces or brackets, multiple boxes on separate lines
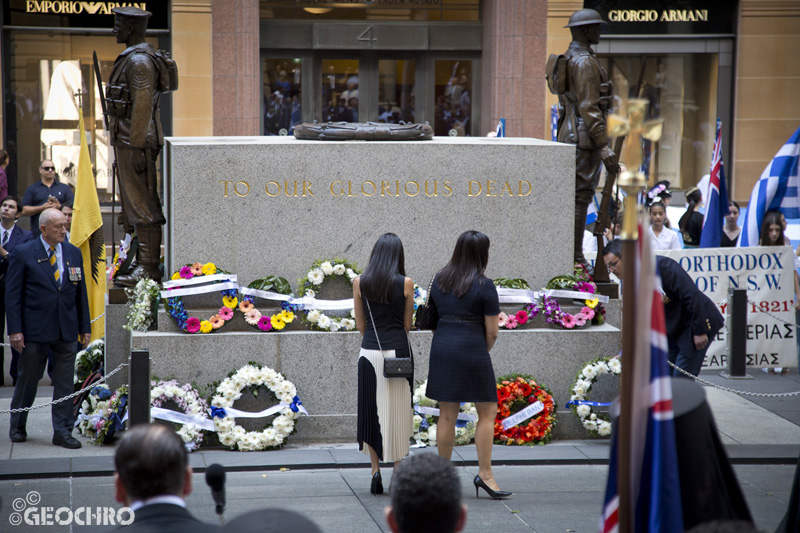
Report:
700,118,730,248
739,126,800,246
587,196,599,226
600,227,682,533
551,104,559,142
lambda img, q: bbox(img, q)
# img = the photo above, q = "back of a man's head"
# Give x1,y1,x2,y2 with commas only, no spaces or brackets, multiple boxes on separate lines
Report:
389,453,465,533
115,424,188,501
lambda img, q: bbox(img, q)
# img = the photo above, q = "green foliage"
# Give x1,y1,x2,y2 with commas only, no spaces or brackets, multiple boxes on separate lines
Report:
545,274,581,290
493,277,531,290
248,275,292,295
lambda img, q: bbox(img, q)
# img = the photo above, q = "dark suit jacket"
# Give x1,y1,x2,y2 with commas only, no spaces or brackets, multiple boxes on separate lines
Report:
0,225,34,288
657,255,724,357
5,238,90,342
118,503,221,532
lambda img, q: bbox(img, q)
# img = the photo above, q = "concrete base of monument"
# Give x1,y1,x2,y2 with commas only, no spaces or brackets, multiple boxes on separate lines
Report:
129,323,620,442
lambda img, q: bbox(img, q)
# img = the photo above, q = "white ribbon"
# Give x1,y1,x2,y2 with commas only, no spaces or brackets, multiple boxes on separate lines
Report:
163,273,237,288
161,281,239,299
290,296,355,311
414,404,478,422
151,407,216,431
239,287,294,302
543,289,609,304
215,400,309,419
501,400,544,430
496,288,539,304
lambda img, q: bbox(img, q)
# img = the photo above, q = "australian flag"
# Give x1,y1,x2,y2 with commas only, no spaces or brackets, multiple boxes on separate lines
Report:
599,227,683,533
700,118,730,248
739,125,800,246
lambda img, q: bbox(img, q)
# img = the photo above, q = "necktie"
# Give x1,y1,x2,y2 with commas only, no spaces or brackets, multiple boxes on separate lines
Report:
49,246,60,284
1,231,7,247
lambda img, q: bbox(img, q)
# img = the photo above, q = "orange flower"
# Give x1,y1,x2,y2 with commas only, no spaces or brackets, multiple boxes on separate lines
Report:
209,315,224,329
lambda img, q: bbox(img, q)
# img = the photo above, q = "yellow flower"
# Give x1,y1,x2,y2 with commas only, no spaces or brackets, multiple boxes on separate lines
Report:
585,298,599,309
171,271,181,280
271,315,286,330
280,310,294,323
223,296,238,309
199,320,213,333
202,262,217,276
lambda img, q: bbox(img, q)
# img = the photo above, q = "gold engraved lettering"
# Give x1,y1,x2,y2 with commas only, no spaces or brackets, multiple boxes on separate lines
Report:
405,181,419,197
302,181,314,197
330,181,344,197
395,180,401,196
265,181,280,197
518,180,532,197
219,180,231,198
381,181,394,197
442,181,453,197
485,181,498,197
468,181,482,197
361,181,376,197
347,181,357,197
424,180,438,197
234,181,250,197
500,181,514,197
284,180,298,197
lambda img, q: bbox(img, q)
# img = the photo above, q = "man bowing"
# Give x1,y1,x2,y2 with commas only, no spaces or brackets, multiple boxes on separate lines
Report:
7,208,90,448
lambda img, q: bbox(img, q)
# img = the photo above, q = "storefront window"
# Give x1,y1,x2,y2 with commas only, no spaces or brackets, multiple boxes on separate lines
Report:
598,54,718,189
434,60,472,136
6,32,159,202
263,58,303,135
260,0,480,22
320,59,360,122
377,59,415,123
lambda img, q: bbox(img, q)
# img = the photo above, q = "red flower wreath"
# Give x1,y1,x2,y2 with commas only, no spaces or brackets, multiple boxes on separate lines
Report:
494,374,557,445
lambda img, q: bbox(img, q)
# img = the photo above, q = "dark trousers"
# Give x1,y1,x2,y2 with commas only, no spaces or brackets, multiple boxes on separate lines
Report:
668,342,708,378
9,340,78,436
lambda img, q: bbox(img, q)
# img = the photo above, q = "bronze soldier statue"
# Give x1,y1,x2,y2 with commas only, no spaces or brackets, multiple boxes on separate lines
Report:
549,9,618,269
107,6,176,286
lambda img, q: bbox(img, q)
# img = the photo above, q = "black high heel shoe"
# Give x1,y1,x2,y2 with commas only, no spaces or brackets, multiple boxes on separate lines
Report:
370,472,384,495
473,475,512,500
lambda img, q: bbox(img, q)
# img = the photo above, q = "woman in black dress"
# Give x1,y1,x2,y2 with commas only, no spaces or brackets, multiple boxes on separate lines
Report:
679,186,704,247
353,233,414,495
426,230,511,499
721,201,741,247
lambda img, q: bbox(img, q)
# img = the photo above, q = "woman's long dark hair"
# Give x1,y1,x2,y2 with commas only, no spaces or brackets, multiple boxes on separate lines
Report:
679,187,703,234
759,211,786,246
359,233,406,304
436,230,490,297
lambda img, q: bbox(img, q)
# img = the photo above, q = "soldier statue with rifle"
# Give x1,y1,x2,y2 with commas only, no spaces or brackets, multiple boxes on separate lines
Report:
103,6,177,286
547,8,618,271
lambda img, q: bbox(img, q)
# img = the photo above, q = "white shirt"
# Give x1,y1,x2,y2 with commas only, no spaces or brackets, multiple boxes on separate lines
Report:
647,225,682,250
1,224,15,247
40,236,63,276
582,230,608,252
129,495,187,511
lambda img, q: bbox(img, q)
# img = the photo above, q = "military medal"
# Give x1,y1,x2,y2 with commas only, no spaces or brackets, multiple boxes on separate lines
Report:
69,267,82,282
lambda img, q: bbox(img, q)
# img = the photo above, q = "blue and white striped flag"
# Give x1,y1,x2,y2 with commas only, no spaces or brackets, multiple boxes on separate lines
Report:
739,126,800,246
551,104,559,142
587,196,599,226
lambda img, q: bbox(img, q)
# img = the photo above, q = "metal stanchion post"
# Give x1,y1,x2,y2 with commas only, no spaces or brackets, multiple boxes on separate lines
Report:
128,350,151,426
721,288,752,379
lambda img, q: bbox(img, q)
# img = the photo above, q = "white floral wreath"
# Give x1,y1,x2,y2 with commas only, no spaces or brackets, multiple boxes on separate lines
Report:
568,357,621,437
412,380,477,446
150,380,209,452
211,364,303,451
299,259,360,332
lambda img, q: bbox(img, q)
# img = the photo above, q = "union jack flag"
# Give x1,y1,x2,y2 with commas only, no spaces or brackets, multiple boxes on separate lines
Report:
599,225,683,532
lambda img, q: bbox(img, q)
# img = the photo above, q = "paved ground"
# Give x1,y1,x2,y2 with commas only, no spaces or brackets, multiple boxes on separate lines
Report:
0,369,798,532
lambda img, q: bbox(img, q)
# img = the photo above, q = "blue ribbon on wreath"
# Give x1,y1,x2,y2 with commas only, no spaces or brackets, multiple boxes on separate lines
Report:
210,406,227,419
566,400,612,408
289,395,303,413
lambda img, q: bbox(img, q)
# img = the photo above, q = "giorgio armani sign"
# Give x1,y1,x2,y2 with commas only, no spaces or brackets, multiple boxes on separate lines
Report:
585,0,735,35
2,0,169,30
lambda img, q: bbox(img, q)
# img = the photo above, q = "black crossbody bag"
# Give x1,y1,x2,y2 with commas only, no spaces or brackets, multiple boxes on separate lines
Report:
365,299,414,379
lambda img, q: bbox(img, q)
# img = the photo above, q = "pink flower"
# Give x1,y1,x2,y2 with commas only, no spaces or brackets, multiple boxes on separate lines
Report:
505,315,519,329
257,316,273,331
218,306,234,320
186,317,201,333
581,307,595,320
575,315,587,327
498,312,508,327
515,310,529,325
561,314,577,329
179,266,193,279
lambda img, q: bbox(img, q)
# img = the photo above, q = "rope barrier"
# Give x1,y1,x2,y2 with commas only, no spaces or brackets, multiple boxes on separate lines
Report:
667,361,800,397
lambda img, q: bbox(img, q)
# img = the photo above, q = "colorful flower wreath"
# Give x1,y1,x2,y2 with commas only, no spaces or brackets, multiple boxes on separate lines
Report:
150,380,209,451
494,374,556,445
239,275,298,332
412,380,477,446
124,278,161,332
494,277,533,330
76,384,128,446
74,339,104,385
107,233,135,281
299,258,361,332
211,363,303,451
525,264,606,329
568,357,621,437
163,262,238,333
